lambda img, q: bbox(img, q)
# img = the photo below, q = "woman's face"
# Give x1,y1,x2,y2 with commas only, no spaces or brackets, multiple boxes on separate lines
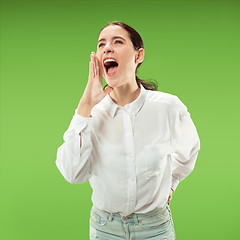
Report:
96,25,141,88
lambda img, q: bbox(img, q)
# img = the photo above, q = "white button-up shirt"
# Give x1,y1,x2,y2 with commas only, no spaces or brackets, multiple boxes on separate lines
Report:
55,84,200,216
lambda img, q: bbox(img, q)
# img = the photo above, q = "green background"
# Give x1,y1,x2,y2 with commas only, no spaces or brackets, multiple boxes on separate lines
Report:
1,0,239,239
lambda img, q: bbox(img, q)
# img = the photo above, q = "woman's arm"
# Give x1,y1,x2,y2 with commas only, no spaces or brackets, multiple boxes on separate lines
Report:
56,111,93,184
55,52,112,184
170,96,200,191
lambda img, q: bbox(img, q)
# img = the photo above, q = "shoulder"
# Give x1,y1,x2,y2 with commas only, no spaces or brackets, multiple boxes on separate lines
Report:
145,89,188,116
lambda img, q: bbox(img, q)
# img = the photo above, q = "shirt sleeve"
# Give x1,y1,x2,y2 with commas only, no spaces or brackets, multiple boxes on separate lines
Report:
55,108,94,184
170,96,200,191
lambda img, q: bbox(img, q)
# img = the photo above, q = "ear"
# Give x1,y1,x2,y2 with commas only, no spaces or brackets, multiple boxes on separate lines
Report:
135,48,145,64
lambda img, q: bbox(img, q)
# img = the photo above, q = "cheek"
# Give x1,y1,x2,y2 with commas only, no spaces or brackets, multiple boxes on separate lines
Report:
124,50,135,64
123,55,135,70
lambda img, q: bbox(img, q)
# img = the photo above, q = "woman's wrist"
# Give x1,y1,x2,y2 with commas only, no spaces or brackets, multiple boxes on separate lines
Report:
77,101,93,117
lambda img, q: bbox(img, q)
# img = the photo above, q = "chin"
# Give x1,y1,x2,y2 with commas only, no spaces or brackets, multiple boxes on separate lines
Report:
105,78,121,89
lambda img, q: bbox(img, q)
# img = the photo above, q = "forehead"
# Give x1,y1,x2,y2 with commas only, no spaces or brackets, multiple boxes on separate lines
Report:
98,25,130,41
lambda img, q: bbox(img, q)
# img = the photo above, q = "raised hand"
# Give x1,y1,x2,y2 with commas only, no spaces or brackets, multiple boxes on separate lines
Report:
77,52,113,117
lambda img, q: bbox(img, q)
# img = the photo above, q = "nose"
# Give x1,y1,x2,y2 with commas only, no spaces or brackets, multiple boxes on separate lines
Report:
103,43,114,53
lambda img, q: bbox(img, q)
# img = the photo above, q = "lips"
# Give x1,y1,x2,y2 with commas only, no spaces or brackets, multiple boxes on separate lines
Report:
103,57,118,65
103,57,119,76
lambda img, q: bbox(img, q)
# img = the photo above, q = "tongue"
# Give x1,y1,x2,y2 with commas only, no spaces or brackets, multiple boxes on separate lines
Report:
108,66,118,74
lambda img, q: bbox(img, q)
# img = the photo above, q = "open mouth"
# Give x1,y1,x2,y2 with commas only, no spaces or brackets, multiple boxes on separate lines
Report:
104,59,119,75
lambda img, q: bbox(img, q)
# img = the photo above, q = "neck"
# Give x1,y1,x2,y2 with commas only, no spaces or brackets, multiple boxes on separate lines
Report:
109,81,140,107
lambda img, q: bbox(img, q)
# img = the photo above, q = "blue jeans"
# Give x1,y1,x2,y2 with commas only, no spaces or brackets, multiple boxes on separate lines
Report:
89,203,176,239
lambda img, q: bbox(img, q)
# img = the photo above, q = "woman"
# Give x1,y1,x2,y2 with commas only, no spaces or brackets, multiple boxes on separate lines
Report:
56,21,200,240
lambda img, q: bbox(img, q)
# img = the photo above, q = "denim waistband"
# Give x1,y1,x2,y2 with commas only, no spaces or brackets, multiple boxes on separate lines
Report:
91,204,168,223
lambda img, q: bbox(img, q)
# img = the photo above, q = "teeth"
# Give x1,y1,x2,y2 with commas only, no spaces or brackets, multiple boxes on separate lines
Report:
104,59,117,64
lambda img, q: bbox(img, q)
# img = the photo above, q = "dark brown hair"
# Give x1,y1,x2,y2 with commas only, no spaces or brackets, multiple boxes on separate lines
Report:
99,21,158,91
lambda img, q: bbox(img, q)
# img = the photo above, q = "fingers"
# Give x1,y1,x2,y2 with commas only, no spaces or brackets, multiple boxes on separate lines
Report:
95,55,100,76
93,53,97,77
89,54,94,79
91,52,96,77
89,61,93,81
103,86,113,96
90,53,96,78
91,52,101,78
99,58,103,77
85,52,106,107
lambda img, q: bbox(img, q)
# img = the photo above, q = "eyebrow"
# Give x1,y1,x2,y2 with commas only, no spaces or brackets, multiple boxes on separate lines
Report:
98,36,126,44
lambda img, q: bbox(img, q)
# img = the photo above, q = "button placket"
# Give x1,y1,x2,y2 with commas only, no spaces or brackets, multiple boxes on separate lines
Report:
123,110,137,214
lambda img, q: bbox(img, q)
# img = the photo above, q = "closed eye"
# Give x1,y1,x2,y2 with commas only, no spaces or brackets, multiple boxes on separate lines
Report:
98,40,123,48
98,43,104,48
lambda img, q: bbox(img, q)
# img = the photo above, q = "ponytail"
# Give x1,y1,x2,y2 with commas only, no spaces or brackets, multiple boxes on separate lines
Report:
136,76,158,91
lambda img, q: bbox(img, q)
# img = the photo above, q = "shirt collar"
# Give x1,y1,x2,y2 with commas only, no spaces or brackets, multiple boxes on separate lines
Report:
101,84,147,118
